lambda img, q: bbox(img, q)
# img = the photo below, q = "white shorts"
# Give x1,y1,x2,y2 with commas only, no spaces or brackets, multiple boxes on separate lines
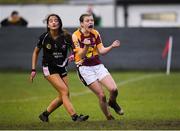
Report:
77,64,110,86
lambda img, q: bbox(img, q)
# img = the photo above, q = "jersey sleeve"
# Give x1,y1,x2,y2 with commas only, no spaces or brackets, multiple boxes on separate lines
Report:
36,33,46,49
72,33,81,50
95,30,102,45
97,42,103,49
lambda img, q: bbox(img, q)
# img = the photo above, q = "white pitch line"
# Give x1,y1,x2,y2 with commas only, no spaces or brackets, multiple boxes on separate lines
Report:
0,73,163,103
116,73,163,87
0,96,41,103
71,90,91,96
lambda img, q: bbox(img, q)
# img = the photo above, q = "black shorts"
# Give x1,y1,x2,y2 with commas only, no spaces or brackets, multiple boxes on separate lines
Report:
42,65,67,77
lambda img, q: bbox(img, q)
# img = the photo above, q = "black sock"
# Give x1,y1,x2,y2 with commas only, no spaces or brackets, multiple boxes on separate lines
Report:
42,110,50,117
71,114,78,121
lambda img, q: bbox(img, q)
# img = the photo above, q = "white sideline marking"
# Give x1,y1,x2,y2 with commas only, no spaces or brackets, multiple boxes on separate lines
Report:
0,73,163,103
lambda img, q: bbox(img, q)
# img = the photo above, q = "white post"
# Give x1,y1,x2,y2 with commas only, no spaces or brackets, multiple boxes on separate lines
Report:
166,36,173,75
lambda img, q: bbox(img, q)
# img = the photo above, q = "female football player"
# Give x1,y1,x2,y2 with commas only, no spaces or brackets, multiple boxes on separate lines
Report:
72,13,124,120
30,14,89,122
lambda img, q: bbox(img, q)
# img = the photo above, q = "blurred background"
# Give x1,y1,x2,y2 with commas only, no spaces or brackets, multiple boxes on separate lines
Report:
0,0,180,71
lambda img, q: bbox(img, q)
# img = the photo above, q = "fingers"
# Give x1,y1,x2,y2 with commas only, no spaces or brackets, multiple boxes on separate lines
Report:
29,76,33,83
115,40,120,44
83,38,91,45
68,54,74,62
114,40,120,45
112,40,120,48
29,70,36,83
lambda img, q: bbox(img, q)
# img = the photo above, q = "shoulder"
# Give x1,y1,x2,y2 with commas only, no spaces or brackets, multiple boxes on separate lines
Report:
1,18,8,24
1,18,8,22
38,32,48,42
91,29,100,34
39,32,48,40
20,17,27,21
72,29,81,37
36,32,48,48
20,17,28,24
91,29,100,37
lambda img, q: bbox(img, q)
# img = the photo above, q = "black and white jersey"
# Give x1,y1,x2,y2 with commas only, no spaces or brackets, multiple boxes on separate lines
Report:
37,31,72,67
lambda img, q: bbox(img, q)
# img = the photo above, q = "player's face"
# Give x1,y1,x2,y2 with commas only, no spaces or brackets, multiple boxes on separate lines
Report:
48,16,60,30
81,15,94,32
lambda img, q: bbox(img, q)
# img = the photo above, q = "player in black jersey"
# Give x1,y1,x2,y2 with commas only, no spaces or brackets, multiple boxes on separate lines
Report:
29,14,89,122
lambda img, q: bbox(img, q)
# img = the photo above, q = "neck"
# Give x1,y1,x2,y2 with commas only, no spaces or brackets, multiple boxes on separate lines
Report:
80,28,90,35
50,30,59,39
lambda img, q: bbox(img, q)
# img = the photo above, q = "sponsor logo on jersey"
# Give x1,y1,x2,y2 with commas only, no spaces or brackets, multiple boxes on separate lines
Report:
46,44,51,49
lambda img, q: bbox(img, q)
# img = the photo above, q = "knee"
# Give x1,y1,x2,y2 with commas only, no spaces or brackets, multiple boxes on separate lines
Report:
58,92,69,100
59,88,69,97
61,92,70,102
98,93,106,102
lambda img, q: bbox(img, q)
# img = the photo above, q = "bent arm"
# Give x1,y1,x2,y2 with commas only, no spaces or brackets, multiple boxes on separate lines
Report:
97,43,113,55
72,34,90,59
97,40,120,55
32,47,40,70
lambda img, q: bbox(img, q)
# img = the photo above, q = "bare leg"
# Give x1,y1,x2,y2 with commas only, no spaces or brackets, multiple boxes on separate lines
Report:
46,74,75,116
88,80,114,120
39,74,89,122
46,75,70,113
47,96,63,113
100,75,118,102
43,74,68,115
100,75,124,115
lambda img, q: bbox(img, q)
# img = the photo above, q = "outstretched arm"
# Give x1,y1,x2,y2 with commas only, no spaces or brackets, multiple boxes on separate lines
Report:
97,40,120,55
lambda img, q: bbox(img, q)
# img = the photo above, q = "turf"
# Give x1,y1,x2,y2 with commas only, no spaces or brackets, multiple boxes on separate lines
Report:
0,71,180,130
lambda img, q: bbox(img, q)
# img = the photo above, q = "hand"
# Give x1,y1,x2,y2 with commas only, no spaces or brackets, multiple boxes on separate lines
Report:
29,69,36,83
83,38,91,46
68,54,74,62
111,40,120,48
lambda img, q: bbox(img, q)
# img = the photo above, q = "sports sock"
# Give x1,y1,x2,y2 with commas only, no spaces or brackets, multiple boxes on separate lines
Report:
71,114,78,121
42,110,50,117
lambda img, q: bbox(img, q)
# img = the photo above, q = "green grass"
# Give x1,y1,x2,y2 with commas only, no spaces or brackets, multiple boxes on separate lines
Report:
0,71,180,130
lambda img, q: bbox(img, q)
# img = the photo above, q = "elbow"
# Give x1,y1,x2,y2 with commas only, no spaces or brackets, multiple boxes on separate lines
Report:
101,53,106,56
100,52,107,55
98,50,106,55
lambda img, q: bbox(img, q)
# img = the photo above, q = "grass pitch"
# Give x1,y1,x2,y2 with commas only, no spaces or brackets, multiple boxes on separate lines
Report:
0,71,180,130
